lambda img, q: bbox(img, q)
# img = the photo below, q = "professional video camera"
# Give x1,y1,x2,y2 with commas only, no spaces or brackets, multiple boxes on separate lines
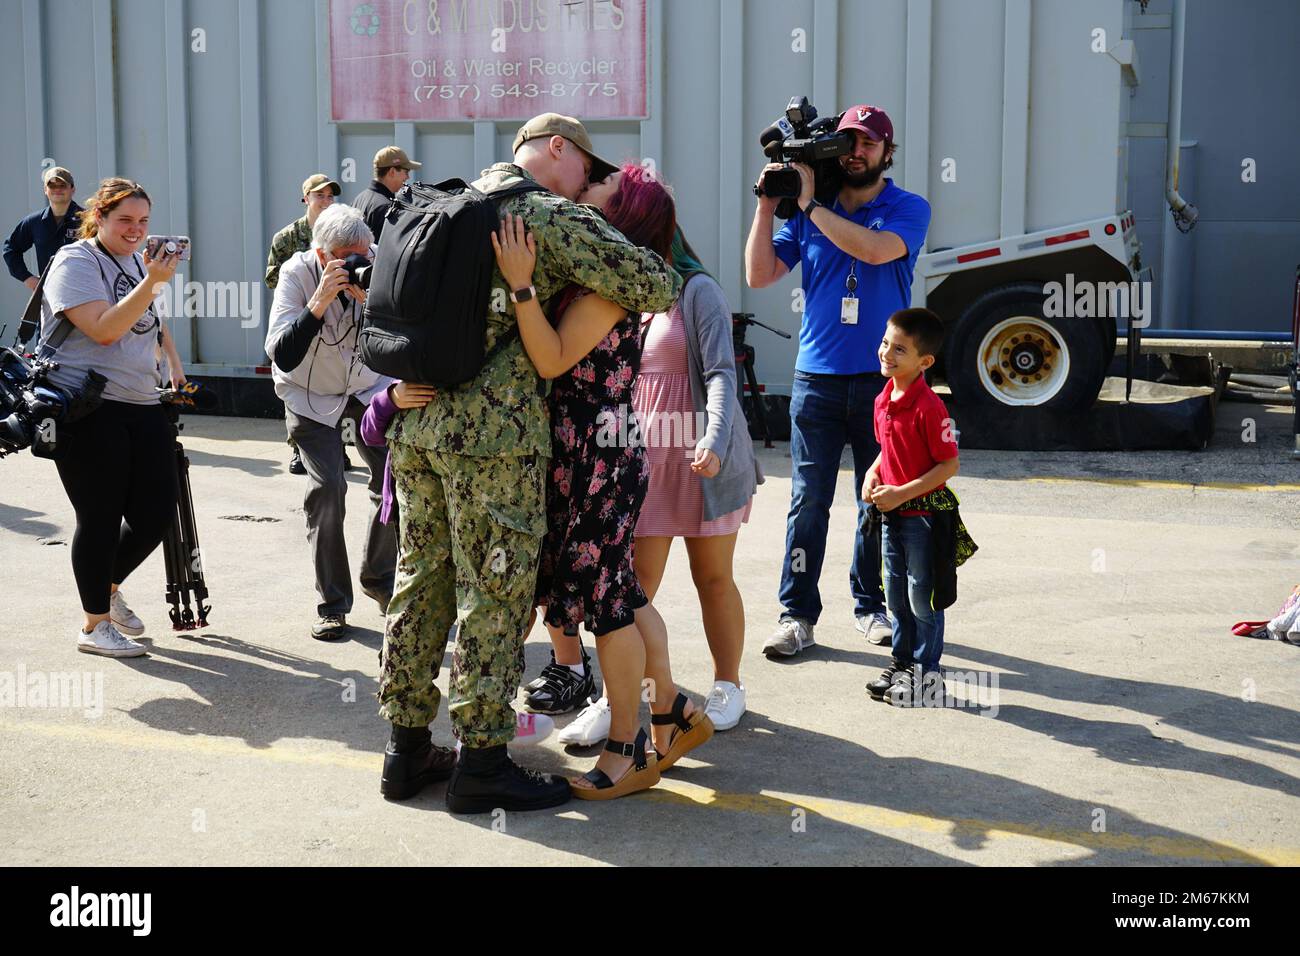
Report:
753,96,851,219
0,344,106,458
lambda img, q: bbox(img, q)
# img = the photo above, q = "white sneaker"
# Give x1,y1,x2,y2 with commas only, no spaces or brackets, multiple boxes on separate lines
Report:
763,617,815,658
856,610,892,646
704,680,746,731
109,590,145,637
77,620,146,658
557,696,611,746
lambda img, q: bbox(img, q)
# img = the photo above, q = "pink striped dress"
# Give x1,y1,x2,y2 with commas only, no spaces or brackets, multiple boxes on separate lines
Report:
633,302,752,538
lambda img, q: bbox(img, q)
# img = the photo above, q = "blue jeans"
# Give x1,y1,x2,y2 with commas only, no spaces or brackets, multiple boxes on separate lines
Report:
882,514,944,671
778,370,887,625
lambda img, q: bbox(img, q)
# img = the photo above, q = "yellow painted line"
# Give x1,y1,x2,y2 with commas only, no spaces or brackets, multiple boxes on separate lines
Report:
644,781,1300,866
6,719,1298,866
1027,477,1300,493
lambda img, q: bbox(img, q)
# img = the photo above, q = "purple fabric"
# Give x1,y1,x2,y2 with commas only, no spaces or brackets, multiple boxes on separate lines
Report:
360,385,398,525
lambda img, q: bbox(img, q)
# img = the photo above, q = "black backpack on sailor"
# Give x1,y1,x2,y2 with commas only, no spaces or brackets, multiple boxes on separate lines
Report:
358,177,545,385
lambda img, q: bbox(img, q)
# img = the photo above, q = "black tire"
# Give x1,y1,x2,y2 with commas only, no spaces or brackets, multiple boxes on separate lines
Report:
946,282,1107,410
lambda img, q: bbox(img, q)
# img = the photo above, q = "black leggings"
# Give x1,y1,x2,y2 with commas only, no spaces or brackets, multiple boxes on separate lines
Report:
55,400,178,615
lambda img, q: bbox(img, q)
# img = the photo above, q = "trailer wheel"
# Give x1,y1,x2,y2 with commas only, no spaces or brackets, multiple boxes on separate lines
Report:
947,282,1106,409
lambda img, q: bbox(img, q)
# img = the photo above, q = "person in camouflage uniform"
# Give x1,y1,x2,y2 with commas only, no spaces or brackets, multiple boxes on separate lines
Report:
265,174,340,289
376,114,682,812
266,174,342,475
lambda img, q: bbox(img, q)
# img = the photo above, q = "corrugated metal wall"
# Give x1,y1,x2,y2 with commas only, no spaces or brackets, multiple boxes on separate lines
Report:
3,0,1292,396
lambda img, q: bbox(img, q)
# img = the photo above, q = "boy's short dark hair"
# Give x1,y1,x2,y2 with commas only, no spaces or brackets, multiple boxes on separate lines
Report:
888,307,945,357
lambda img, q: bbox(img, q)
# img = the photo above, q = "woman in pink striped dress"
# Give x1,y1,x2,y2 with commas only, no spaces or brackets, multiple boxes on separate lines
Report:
562,230,763,743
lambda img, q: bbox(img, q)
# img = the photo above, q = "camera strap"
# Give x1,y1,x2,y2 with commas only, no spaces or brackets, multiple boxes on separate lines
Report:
15,259,55,350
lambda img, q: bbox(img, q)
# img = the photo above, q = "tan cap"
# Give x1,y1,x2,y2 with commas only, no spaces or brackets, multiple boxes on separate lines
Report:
301,173,342,200
512,113,617,183
43,166,74,189
373,146,421,172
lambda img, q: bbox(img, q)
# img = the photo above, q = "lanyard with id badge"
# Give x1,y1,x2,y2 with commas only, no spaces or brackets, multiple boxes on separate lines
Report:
841,260,860,325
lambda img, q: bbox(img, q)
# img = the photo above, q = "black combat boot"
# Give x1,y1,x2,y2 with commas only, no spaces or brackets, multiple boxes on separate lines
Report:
381,723,458,801
445,743,571,814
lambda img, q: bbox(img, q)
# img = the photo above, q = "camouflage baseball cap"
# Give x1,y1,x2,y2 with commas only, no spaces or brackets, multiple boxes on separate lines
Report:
513,113,617,183
301,173,341,199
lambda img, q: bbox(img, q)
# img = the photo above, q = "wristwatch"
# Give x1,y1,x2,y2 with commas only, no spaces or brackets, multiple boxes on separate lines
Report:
510,285,536,304
802,198,822,217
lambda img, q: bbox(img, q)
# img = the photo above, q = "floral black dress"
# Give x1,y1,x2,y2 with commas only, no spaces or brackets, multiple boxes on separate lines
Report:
534,307,649,637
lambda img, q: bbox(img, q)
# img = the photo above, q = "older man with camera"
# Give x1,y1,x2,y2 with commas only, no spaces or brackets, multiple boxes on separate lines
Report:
265,203,396,640
745,104,931,659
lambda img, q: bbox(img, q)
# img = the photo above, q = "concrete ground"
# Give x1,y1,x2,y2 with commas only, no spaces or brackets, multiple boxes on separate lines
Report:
1,399,1297,866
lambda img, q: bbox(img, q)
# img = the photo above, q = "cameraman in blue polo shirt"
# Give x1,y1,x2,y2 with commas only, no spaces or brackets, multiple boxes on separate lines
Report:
745,105,931,660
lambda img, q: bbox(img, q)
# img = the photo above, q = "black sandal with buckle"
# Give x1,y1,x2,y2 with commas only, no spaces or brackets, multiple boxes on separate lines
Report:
651,692,716,771
570,728,660,801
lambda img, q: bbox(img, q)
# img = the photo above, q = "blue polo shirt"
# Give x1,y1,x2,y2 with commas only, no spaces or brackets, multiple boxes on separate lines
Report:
3,202,83,282
773,179,930,375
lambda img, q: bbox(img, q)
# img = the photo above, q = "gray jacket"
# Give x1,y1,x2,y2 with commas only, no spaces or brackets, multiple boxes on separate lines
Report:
675,274,763,521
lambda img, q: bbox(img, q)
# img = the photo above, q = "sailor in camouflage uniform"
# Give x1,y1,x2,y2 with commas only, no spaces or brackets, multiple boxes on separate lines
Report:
377,115,682,811
264,174,340,289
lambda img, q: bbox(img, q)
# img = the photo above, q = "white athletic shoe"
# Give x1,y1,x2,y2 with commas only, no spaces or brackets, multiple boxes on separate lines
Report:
109,590,145,637
856,610,892,646
77,620,146,658
763,617,815,658
557,696,611,746
704,680,747,731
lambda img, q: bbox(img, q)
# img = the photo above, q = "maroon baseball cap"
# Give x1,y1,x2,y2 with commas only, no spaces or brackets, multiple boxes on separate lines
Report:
837,105,893,143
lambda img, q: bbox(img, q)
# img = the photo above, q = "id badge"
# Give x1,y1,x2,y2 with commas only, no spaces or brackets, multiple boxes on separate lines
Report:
840,296,859,325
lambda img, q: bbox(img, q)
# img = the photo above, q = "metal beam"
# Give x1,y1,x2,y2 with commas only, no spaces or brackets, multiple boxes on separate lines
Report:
639,0,663,168
316,0,339,177
163,0,195,363
717,0,744,307
92,0,118,176
238,0,266,360
999,0,1031,239
903,0,932,198
21,0,46,205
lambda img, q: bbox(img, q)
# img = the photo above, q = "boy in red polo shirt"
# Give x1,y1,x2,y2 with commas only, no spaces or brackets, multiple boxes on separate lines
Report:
863,308,960,706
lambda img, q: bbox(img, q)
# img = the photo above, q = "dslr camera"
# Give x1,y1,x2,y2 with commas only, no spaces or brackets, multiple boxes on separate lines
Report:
753,96,851,219
338,252,373,306
0,346,106,458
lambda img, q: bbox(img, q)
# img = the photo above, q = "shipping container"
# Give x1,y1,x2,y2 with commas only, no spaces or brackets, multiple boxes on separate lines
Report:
3,0,1296,409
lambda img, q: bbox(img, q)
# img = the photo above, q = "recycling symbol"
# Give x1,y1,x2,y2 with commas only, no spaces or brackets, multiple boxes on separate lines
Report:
351,3,380,36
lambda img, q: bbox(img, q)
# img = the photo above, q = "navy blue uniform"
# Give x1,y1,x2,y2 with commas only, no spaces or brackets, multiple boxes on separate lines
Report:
4,202,83,281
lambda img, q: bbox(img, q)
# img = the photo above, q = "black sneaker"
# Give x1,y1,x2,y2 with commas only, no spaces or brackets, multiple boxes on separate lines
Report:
523,649,595,715
288,450,306,475
445,744,571,814
891,669,944,708
867,660,910,700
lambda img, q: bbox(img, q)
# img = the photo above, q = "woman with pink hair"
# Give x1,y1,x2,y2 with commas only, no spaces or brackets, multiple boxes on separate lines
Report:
493,163,713,801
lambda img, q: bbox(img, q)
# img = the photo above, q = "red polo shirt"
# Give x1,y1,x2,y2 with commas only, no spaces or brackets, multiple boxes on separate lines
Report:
873,375,958,512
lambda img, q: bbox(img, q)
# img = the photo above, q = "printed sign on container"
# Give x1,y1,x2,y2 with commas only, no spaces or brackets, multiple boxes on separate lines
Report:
330,0,648,121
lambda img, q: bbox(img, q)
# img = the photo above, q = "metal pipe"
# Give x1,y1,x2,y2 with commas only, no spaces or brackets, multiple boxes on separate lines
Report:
1165,0,1198,232
1131,329,1293,342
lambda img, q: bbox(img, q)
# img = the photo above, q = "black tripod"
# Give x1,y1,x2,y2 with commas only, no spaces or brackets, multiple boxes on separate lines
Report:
160,397,210,630
733,312,792,448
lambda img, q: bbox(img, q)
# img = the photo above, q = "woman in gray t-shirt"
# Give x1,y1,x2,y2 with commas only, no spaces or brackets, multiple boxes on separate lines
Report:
41,177,185,659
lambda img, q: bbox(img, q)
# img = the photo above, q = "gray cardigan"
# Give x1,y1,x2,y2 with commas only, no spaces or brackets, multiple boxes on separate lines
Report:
674,274,764,521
